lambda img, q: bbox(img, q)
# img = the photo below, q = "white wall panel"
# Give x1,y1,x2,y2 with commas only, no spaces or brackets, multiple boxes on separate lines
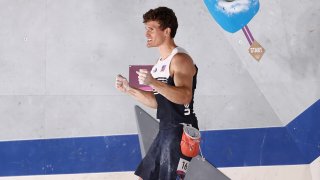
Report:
310,156,320,180
0,0,46,95
0,96,45,141
0,0,319,179
220,165,312,180
221,0,320,125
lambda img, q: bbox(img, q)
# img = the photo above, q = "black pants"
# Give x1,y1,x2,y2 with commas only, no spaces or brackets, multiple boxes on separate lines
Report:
135,126,192,180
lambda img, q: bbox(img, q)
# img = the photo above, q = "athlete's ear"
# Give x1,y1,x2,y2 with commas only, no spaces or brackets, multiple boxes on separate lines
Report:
164,27,171,38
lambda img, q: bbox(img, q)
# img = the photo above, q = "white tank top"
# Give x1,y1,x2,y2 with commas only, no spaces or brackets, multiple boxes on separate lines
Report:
151,47,188,87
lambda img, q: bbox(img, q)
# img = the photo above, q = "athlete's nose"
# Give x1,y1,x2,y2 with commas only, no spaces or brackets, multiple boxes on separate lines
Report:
145,30,150,38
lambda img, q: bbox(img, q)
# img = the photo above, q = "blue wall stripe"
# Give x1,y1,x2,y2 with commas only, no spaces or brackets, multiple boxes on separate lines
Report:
286,99,320,163
0,135,141,177
0,99,319,177
202,127,306,167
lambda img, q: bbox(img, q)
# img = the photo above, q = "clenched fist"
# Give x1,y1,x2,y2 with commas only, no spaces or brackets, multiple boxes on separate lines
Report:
136,69,154,85
115,74,130,93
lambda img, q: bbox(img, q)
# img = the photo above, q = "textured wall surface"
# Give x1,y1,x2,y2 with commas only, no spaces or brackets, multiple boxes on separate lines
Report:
0,0,319,179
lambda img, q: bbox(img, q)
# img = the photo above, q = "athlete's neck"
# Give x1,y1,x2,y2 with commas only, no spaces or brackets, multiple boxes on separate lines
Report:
158,40,177,60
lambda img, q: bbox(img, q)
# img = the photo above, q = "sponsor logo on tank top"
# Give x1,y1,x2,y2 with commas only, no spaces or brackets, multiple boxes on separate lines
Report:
153,67,157,73
160,65,167,72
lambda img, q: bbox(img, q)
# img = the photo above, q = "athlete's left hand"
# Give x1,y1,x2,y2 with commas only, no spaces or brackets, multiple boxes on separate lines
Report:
136,69,154,85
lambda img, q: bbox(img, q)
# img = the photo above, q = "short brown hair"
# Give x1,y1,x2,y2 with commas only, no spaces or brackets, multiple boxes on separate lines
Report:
143,7,178,38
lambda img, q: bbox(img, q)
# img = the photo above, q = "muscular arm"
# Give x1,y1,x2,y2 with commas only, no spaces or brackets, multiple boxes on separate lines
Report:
127,87,157,109
149,53,196,105
115,75,157,109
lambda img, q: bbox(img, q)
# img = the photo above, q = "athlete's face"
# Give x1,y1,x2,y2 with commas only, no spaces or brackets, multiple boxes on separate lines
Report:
144,21,167,48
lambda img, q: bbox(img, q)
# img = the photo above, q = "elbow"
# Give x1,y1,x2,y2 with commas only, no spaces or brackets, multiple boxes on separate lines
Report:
182,97,192,105
151,102,158,109
149,99,158,109
180,91,192,105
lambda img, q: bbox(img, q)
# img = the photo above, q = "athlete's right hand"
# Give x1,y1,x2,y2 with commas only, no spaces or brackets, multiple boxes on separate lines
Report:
115,74,130,93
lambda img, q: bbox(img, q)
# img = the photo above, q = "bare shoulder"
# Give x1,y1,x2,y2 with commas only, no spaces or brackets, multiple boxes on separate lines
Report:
172,53,194,64
171,53,196,75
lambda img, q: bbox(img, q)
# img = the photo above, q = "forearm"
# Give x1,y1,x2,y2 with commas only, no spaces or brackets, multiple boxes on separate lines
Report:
127,87,158,109
150,80,192,105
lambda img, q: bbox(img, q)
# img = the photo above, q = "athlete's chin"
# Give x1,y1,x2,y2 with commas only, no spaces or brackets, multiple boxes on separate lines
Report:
146,44,155,48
